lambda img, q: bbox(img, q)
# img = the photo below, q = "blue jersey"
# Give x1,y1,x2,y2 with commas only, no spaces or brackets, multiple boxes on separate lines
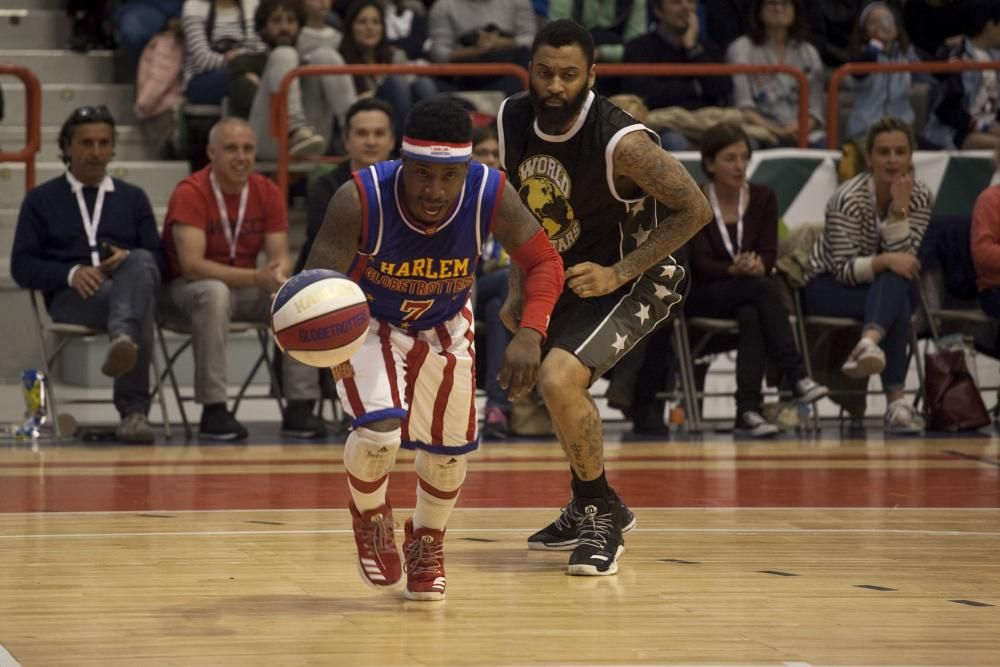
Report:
348,160,506,330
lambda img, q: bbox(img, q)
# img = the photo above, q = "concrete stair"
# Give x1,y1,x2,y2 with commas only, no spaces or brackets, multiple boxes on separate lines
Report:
0,124,164,161
0,161,191,208
0,9,69,50
0,0,61,9
0,49,122,84
3,82,138,125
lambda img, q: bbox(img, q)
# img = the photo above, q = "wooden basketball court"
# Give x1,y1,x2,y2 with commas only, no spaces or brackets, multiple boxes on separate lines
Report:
1,431,998,666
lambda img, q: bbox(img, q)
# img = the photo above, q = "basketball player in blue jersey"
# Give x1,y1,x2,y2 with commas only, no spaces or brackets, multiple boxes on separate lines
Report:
498,20,713,576
305,98,564,601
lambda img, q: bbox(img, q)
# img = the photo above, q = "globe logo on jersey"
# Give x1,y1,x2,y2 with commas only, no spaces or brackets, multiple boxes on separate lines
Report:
517,155,581,253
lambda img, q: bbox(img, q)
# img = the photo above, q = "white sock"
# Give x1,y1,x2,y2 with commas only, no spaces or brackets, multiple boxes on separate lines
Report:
412,451,467,531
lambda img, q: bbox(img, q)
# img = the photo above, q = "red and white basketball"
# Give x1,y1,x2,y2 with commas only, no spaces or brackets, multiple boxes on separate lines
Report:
270,269,370,368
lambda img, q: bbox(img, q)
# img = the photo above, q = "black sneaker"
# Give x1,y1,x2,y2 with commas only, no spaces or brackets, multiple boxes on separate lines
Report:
527,490,636,551
198,405,248,441
281,400,327,438
566,496,626,576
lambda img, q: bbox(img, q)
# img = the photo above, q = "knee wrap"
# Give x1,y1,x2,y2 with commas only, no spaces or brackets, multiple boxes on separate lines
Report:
344,427,401,481
414,451,467,492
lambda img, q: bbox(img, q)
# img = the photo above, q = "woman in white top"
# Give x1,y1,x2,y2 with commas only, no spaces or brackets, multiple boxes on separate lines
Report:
725,0,825,147
182,0,264,105
802,116,933,434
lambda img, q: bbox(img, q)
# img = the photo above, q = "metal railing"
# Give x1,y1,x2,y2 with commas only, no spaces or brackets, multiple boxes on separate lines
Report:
596,62,812,148
270,63,530,198
827,60,1000,148
0,64,42,190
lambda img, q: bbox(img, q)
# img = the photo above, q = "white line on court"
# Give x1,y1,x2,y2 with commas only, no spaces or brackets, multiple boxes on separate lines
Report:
0,527,998,540
0,506,995,517
0,644,23,667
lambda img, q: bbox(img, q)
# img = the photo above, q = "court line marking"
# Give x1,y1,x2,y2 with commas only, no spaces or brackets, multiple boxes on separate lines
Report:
1,527,998,540
1,506,996,517
0,644,23,667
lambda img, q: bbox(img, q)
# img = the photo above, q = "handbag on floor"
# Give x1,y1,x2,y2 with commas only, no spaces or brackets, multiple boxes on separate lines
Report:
919,291,991,432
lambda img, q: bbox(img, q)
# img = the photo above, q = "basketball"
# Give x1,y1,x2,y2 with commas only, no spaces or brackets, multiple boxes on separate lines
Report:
270,269,371,368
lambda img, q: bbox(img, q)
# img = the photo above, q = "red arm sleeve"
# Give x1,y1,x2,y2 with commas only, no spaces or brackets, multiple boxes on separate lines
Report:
508,228,564,338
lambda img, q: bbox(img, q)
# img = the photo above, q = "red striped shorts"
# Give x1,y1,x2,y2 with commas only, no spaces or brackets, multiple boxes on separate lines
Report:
334,303,479,454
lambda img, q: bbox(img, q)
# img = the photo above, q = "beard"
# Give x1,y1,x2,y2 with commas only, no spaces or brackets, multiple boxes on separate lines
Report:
530,84,590,135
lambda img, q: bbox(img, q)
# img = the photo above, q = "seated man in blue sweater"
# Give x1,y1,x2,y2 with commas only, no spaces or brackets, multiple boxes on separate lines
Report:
10,106,164,443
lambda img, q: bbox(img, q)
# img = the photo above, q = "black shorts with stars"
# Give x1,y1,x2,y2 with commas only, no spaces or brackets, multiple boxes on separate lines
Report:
545,258,687,385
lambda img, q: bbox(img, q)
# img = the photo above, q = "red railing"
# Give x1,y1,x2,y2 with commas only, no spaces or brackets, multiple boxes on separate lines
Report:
0,64,42,190
270,63,530,198
827,60,1000,148
597,63,812,148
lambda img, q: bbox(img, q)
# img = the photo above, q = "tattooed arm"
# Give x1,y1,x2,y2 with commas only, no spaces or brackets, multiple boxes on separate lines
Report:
611,130,711,282
562,130,711,298
304,180,363,274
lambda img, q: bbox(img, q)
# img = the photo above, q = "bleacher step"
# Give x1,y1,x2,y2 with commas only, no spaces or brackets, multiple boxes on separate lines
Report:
0,49,122,85
0,9,69,50
3,82,137,125
0,161,191,208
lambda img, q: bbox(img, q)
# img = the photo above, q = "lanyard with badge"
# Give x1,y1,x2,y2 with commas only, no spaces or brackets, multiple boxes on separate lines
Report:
209,170,249,265
706,182,745,258
68,172,111,267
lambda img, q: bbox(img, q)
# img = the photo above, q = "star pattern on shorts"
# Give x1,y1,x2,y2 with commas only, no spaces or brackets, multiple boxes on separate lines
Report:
629,198,647,215
631,224,650,247
634,303,650,325
654,283,671,300
611,332,628,354
660,264,677,278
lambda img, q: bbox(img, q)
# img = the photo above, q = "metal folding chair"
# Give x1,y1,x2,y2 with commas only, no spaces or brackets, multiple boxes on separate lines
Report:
155,320,285,439
30,290,171,439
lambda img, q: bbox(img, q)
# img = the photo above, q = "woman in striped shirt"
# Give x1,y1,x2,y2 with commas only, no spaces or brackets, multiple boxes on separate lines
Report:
802,116,933,434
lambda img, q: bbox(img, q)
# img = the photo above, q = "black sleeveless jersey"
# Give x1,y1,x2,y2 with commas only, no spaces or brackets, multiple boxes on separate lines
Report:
498,90,660,269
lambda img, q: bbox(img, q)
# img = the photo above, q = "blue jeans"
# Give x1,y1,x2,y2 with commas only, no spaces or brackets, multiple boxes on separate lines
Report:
476,267,512,411
802,272,917,391
979,287,1000,319
185,68,230,106
113,0,183,61
48,249,161,417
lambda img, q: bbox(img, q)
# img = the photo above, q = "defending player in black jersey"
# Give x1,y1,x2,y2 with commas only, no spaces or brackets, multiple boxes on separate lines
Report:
498,19,712,576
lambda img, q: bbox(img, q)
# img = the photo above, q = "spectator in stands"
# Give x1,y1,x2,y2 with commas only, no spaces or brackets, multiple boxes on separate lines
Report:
546,0,649,64
297,97,396,273
843,2,920,144
10,106,163,443
427,0,537,97
726,0,826,147
181,0,263,106
623,0,733,150
703,0,752,52
685,122,827,436
805,0,905,68
67,0,116,52
802,116,933,434
297,0,358,143
971,146,1000,319
380,0,430,61
339,0,438,137
159,117,325,440
114,1,184,62
227,0,330,159
467,125,514,439
922,3,1000,151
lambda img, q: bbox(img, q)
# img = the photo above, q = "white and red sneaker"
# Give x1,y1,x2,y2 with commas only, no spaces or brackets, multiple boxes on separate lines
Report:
403,518,446,601
350,501,401,589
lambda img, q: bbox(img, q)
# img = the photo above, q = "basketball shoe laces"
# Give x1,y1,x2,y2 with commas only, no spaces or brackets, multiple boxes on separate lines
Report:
553,502,583,533
360,513,396,560
405,533,444,579
576,506,615,550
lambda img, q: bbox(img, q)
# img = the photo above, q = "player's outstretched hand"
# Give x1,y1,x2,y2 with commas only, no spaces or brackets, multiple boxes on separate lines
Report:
565,262,622,298
498,328,543,401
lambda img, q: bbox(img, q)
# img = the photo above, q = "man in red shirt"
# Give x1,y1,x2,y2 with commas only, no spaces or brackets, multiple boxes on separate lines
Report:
972,147,1000,319
160,117,322,440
